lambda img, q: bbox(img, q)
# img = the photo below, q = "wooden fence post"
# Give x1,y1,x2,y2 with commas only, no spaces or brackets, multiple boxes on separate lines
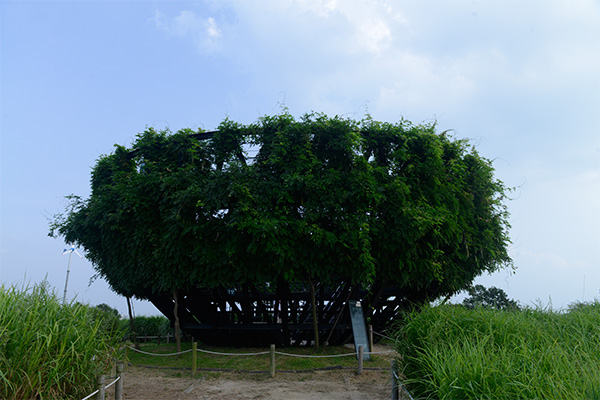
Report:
391,359,399,400
270,344,276,378
357,345,364,375
368,324,373,353
192,342,198,377
95,374,105,400
115,362,124,400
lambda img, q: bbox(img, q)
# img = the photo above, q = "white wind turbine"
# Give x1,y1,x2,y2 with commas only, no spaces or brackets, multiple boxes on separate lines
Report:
62,246,83,303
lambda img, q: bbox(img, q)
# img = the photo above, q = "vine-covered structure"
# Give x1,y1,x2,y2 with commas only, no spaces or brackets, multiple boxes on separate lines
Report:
51,113,512,346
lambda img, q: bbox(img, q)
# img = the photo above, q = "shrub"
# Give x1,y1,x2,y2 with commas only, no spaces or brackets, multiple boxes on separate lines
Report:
120,315,173,338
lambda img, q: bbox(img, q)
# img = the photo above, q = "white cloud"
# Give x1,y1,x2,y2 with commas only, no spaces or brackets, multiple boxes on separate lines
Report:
296,0,338,17
218,0,404,58
375,51,476,116
172,10,202,37
330,1,398,55
152,9,222,53
355,17,391,54
152,9,168,31
150,0,599,126
206,17,221,38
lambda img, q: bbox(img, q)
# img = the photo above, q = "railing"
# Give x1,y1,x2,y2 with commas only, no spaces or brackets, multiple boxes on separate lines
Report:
118,327,415,400
80,362,124,400
126,341,395,378
390,359,415,400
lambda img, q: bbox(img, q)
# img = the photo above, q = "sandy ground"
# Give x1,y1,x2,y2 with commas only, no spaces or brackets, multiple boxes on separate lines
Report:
106,363,395,400
98,343,404,400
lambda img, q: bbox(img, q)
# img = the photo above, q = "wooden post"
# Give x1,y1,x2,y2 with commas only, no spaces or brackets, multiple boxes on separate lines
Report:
368,324,373,353
115,362,124,400
192,342,198,377
126,296,138,348
96,374,106,400
270,344,276,378
309,280,319,350
357,346,364,375
124,345,129,361
173,289,181,354
391,359,399,400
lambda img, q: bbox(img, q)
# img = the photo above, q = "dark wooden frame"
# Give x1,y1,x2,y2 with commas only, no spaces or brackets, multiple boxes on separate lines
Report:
148,279,404,346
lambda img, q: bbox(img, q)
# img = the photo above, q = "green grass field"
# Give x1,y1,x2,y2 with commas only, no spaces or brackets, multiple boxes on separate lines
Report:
396,303,600,399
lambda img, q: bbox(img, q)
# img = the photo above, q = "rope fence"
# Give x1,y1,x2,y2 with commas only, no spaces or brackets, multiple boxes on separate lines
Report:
391,360,415,400
80,389,98,400
125,332,397,380
127,347,194,357
372,329,397,343
104,377,121,390
273,350,355,358
194,348,270,356
80,362,124,400
78,328,405,399
126,344,393,360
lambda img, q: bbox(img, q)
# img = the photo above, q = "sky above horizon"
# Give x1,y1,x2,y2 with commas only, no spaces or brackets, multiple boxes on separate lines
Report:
1,0,599,317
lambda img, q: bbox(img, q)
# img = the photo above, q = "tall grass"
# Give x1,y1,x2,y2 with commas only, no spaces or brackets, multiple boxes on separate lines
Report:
397,303,600,399
0,281,123,399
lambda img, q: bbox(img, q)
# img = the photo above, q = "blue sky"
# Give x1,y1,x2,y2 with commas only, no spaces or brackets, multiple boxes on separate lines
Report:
1,0,598,317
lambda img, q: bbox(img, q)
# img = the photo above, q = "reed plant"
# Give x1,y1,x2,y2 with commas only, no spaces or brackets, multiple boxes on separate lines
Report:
396,302,600,399
0,281,123,399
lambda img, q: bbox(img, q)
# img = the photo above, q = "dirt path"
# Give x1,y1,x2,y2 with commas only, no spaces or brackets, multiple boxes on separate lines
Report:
113,366,393,400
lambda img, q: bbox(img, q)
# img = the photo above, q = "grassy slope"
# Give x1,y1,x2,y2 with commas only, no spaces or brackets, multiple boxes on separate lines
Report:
397,303,600,399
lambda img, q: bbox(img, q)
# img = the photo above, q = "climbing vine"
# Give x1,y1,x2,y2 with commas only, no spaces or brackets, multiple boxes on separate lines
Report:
50,112,512,305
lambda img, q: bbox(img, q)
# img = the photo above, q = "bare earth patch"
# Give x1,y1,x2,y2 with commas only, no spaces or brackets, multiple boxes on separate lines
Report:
116,365,393,400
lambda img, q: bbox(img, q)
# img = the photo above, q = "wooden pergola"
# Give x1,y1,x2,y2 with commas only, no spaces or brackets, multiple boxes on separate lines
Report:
131,129,405,346
148,278,404,346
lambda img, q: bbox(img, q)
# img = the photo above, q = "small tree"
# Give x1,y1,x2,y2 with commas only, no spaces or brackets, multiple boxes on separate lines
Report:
463,285,520,311
93,303,121,335
95,303,120,319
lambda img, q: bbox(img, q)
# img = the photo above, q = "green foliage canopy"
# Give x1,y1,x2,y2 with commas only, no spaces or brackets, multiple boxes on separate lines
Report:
463,284,520,311
51,112,512,303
